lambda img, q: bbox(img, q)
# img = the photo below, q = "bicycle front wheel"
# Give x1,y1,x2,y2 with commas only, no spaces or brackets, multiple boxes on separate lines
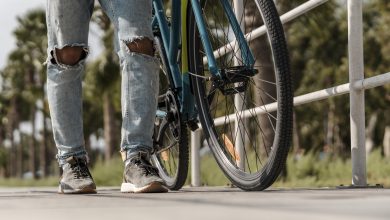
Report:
188,0,292,190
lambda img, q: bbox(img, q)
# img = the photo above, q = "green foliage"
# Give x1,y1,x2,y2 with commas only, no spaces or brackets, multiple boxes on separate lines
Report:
280,0,390,153
274,149,390,188
0,148,7,168
90,156,123,186
1,9,48,120
199,154,230,186
2,150,390,188
362,1,390,130
197,150,390,188
0,156,123,187
0,177,58,187
367,150,390,182
282,151,352,185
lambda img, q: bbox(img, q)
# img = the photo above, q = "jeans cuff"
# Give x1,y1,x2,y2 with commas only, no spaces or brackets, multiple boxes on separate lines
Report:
56,150,88,166
120,145,152,163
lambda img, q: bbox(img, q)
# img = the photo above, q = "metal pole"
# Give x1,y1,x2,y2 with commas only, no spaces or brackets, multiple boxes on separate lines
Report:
191,130,201,187
353,72,390,90
233,0,245,170
348,0,367,186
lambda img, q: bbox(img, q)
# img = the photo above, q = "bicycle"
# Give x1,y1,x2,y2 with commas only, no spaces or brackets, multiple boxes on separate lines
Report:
151,0,292,191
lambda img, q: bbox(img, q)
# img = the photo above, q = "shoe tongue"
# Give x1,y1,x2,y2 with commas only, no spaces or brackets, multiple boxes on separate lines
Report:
138,151,150,160
124,151,151,167
66,156,77,165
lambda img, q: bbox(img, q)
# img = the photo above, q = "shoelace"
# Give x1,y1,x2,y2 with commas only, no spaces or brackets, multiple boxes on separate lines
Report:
70,160,91,179
131,156,159,176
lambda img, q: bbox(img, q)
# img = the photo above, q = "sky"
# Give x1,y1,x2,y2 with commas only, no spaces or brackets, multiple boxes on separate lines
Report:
0,0,101,69
1,0,46,69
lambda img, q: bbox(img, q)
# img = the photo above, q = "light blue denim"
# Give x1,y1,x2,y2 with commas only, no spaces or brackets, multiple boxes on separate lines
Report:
46,0,159,165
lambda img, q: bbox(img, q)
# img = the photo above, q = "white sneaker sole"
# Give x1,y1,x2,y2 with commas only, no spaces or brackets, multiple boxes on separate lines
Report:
121,182,168,193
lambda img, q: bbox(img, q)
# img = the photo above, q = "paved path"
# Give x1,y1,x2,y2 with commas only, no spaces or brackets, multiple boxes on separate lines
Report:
0,186,389,220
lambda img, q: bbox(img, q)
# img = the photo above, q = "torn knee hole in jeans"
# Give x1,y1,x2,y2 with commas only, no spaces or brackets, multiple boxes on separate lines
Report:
123,37,156,58
48,45,89,68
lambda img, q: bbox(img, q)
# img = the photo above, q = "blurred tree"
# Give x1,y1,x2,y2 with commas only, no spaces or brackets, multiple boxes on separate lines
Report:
278,0,389,156
1,9,49,178
85,6,121,162
362,0,390,152
1,55,26,177
286,1,349,156
13,10,48,178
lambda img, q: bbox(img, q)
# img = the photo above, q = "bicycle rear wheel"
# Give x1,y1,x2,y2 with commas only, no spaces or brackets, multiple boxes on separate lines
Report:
188,0,292,190
151,36,189,190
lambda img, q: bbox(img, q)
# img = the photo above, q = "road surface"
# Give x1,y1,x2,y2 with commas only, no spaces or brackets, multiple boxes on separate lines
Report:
0,186,389,220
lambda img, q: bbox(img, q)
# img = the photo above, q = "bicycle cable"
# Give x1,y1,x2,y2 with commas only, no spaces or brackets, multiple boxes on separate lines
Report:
187,71,212,81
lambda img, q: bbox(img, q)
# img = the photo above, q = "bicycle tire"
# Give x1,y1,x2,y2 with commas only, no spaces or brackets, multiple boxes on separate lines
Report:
188,0,292,190
151,36,189,190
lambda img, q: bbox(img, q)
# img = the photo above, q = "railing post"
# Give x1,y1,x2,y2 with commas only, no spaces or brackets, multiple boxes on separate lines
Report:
233,0,246,170
348,0,367,186
191,130,201,187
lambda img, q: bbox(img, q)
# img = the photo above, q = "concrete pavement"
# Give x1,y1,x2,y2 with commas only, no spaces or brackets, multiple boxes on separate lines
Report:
0,186,389,220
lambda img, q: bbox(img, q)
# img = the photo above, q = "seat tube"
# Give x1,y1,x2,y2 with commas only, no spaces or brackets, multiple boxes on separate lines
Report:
169,0,181,66
153,0,182,89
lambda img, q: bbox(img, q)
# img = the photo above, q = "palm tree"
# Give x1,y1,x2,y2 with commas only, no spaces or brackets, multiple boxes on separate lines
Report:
15,10,48,178
1,59,25,177
0,9,48,178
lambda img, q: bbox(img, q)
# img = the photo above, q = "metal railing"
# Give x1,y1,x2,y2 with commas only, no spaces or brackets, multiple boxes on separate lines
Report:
190,0,390,187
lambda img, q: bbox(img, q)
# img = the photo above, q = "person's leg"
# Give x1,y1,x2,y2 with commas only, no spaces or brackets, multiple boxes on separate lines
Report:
46,0,96,193
99,0,165,193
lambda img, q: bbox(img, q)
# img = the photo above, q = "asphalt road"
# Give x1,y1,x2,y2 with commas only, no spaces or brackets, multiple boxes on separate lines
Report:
0,186,389,220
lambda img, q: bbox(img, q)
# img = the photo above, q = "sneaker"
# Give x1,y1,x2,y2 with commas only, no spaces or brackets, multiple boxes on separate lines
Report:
58,156,97,194
121,152,168,193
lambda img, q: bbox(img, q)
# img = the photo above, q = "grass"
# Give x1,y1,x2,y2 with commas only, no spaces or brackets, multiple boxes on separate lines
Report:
0,156,124,187
90,157,123,186
196,149,390,188
0,177,58,187
1,150,390,188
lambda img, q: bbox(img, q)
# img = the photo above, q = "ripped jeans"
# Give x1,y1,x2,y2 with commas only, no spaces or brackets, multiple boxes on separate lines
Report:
46,0,159,165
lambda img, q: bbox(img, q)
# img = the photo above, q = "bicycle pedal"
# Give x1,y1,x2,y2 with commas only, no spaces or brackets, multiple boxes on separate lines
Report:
222,66,258,81
214,66,258,95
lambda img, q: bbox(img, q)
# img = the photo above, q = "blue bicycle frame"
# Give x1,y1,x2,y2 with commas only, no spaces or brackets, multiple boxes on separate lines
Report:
151,0,255,124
